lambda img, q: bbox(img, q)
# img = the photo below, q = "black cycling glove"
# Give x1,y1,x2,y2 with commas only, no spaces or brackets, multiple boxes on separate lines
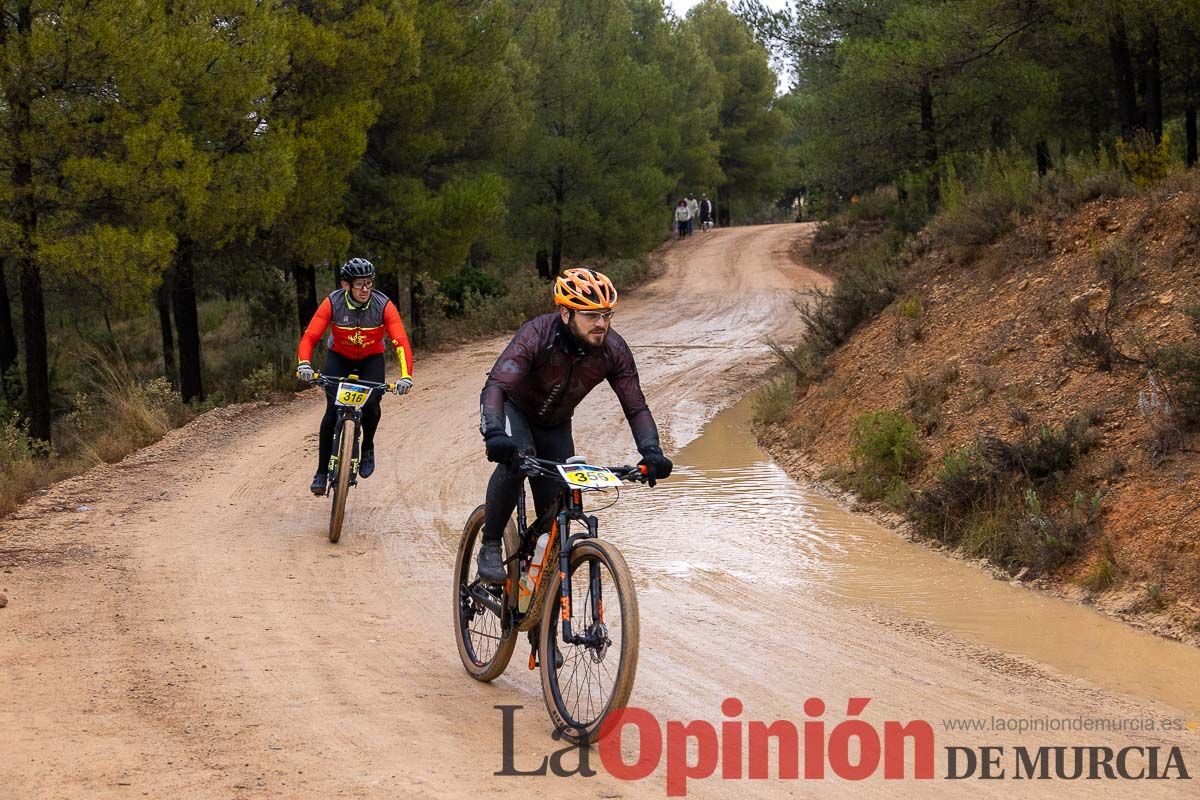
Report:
484,431,519,465
637,450,673,487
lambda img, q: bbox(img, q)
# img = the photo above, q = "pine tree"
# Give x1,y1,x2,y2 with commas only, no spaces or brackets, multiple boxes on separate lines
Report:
347,0,517,340
158,0,298,402
0,1,187,439
508,0,676,273
271,0,419,334
686,0,787,222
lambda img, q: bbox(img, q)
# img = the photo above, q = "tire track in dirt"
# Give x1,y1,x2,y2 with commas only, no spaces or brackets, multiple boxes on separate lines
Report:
3,224,1197,798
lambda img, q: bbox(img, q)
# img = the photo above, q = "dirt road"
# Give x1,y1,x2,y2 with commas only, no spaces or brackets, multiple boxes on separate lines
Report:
2,225,1196,798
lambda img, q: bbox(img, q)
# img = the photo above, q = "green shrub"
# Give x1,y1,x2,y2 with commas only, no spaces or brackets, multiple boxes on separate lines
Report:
752,380,795,425
850,409,923,477
895,294,924,342
0,411,52,466
897,294,922,321
440,265,508,316
813,219,849,246
797,233,903,357
207,331,296,402
930,189,1019,247
844,188,898,224
1081,539,1119,591
909,413,1103,573
240,363,283,401
0,412,56,515
1116,131,1173,188
1152,305,1200,429
765,337,825,387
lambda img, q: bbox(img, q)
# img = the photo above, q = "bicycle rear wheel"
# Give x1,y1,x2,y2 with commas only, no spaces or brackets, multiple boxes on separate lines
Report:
453,505,519,681
328,418,355,544
539,538,639,744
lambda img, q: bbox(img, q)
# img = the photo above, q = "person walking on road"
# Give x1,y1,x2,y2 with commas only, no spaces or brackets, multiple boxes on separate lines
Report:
296,258,414,495
686,194,699,236
674,200,691,239
698,194,713,231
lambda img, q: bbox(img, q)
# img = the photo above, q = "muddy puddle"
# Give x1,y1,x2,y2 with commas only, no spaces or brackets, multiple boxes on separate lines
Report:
602,394,1200,715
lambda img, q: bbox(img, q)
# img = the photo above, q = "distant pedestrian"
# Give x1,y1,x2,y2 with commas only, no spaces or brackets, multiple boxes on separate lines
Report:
698,194,713,231
686,194,699,236
674,200,690,239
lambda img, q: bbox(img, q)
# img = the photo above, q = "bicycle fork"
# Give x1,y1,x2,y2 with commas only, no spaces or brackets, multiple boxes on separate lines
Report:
328,413,362,486
557,508,603,648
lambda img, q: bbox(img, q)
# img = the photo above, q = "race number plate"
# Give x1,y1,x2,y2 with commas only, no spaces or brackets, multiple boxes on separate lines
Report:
336,382,369,407
556,464,621,490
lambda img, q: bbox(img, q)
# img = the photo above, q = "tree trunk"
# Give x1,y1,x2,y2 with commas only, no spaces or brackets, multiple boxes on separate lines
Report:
1108,19,1139,137
409,271,424,347
19,261,49,441
920,78,939,211
6,1,48,441
990,117,1006,150
1187,108,1197,168
292,263,317,333
536,249,551,281
1144,23,1163,142
1036,140,1051,177
171,239,205,403
552,166,565,275
376,268,399,304
156,279,176,382
0,259,18,399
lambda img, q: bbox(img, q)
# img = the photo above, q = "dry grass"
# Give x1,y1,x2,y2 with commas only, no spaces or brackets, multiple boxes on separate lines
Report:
1,346,192,516
753,380,795,426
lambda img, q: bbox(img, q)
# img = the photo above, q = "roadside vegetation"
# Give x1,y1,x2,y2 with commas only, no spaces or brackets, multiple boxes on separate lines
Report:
0,1,793,516
743,1,1200,628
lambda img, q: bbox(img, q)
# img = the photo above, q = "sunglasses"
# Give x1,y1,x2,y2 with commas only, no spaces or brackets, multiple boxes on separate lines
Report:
350,279,374,290
575,309,615,322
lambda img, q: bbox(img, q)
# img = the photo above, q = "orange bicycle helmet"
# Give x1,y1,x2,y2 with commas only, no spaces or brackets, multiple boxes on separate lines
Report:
554,268,618,311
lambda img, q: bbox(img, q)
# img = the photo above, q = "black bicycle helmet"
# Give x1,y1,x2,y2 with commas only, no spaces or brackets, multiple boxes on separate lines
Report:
340,257,375,281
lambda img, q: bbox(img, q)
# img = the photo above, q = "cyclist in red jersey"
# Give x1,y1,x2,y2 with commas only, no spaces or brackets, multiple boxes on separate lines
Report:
297,258,414,494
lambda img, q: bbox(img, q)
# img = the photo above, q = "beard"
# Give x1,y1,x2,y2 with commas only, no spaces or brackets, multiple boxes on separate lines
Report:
567,315,608,347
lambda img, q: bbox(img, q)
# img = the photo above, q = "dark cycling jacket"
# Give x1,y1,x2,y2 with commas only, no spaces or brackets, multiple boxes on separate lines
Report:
479,313,663,456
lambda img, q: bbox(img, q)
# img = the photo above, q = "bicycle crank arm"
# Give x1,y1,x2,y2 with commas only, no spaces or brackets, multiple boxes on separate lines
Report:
468,582,505,617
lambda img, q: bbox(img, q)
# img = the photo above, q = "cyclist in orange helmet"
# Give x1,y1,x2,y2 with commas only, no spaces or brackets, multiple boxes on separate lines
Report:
475,267,672,582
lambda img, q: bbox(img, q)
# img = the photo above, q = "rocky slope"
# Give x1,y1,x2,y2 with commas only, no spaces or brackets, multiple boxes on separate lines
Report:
762,184,1200,644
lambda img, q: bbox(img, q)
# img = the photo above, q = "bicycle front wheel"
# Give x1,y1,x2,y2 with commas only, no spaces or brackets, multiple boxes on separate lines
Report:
328,418,355,544
539,538,639,744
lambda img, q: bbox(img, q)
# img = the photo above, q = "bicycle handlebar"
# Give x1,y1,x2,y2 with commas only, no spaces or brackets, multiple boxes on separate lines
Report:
308,372,397,393
517,455,650,484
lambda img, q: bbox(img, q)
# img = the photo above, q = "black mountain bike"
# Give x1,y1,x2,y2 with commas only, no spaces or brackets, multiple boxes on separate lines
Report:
311,373,396,544
454,455,651,743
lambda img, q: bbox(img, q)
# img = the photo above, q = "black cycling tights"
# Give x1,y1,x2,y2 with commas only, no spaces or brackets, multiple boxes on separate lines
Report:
317,351,385,474
482,402,574,543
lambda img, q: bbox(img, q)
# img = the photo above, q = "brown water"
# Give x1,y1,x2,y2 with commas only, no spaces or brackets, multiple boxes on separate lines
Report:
608,394,1200,717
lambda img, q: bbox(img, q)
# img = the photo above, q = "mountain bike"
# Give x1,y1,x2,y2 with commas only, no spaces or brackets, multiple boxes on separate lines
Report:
453,455,650,744
310,373,396,544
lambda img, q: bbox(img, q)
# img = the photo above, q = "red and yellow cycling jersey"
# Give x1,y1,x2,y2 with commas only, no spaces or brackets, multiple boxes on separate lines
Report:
297,289,413,379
